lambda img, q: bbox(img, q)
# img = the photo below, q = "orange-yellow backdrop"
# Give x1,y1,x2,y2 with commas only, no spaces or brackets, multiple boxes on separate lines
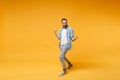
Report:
0,0,120,80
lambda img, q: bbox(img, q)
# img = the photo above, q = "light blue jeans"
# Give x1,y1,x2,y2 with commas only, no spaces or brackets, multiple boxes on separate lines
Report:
60,44,71,70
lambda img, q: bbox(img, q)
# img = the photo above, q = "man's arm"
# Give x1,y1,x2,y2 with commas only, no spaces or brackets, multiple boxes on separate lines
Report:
69,28,78,41
54,29,60,40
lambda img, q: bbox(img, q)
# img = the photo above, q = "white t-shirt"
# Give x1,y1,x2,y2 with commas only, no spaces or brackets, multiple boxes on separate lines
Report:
60,29,68,45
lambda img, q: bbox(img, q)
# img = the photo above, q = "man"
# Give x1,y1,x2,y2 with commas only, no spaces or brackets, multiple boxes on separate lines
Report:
54,18,78,77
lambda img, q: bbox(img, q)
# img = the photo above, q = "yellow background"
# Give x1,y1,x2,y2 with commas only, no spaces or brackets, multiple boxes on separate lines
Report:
0,0,120,80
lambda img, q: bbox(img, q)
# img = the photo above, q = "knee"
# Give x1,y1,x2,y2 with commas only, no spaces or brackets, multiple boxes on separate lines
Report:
60,55,65,61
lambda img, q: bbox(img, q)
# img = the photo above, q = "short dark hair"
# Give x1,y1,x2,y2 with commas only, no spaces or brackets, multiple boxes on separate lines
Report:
61,18,67,22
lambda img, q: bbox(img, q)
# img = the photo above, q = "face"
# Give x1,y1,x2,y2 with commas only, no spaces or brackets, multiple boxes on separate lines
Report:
62,20,67,26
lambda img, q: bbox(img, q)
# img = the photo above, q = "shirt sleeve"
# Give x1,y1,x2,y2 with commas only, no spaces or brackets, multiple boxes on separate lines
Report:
70,28,74,40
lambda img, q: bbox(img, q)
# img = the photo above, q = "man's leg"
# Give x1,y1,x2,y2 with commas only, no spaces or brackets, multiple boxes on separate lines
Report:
64,57,73,69
64,56,71,64
60,45,68,70
59,45,68,76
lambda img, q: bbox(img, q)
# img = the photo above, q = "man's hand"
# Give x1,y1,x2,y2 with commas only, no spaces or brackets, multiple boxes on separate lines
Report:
72,36,78,41
75,36,78,39
54,28,57,33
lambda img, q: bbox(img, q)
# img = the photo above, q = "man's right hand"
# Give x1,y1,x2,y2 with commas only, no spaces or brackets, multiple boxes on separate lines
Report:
54,29,57,33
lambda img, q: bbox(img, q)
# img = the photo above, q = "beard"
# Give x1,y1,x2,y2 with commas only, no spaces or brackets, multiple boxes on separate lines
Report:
63,25,68,28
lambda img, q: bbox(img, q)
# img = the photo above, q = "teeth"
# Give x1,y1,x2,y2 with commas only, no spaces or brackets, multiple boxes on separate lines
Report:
62,20,66,23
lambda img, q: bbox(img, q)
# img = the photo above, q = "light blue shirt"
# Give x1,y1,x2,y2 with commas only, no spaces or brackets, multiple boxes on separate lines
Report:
58,26,74,50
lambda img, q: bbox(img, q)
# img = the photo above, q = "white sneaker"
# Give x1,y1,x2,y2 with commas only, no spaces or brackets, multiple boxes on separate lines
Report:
58,71,67,77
